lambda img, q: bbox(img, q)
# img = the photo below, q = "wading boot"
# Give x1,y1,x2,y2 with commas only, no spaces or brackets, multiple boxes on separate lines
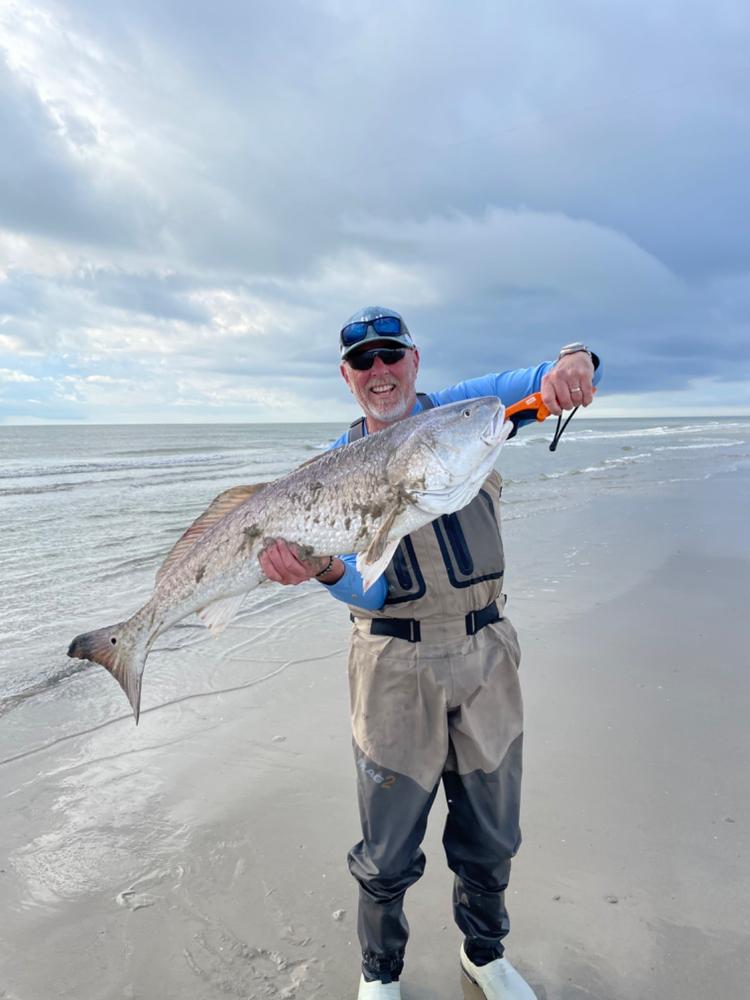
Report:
357,974,401,999
460,944,537,1000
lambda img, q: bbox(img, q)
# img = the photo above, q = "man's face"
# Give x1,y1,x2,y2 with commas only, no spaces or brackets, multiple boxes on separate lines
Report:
341,344,420,428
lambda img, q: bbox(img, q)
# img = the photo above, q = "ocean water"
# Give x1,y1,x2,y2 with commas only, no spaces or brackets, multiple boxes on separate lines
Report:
1,416,748,752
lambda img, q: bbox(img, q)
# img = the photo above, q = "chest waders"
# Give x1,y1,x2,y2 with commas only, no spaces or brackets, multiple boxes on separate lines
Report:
345,396,524,985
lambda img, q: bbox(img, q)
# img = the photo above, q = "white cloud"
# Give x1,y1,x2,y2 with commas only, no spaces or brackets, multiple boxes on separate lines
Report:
0,367,37,382
296,249,439,308
0,229,77,276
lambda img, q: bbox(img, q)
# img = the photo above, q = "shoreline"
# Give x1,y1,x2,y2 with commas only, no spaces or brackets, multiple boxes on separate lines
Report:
1,469,748,999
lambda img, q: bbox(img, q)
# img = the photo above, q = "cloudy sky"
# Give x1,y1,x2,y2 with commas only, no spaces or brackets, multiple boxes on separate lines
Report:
1,0,749,423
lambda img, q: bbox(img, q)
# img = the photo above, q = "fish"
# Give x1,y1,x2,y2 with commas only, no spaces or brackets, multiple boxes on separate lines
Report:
67,396,512,723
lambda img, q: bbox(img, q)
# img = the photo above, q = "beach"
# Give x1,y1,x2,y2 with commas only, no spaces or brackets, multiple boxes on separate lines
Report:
1,421,748,999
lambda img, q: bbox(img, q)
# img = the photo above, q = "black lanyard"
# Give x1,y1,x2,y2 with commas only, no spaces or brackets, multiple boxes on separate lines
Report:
549,406,579,452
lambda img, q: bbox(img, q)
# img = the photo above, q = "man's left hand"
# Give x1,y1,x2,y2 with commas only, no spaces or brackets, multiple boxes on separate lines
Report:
541,353,595,415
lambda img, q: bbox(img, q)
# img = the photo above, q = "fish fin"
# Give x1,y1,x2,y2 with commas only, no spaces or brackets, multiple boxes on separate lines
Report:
355,507,401,591
156,483,268,585
364,505,400,561
67,617,148,724
356,537,401,592
196,593,246,635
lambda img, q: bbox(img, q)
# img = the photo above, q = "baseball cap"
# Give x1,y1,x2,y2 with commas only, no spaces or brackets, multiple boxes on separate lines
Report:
339,306,415,360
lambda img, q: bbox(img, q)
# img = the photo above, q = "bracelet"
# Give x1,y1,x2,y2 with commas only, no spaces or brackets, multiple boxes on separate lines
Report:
314,555,335,579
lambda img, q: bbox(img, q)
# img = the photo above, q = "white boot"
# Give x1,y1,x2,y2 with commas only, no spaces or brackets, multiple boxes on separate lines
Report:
357,974,402,999
460,944,537,1000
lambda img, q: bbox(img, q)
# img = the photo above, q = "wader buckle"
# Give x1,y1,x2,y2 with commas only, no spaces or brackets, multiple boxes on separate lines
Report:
353,601,500,643
464,601,501,636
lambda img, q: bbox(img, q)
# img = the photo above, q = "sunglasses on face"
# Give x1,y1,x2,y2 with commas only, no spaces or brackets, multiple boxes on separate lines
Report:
346,348,408,371
340,315,405,349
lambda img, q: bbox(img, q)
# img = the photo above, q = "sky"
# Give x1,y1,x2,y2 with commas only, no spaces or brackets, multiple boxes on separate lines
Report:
1,0,749,424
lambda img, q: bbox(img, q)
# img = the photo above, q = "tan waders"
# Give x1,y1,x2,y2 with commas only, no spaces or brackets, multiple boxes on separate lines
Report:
346,466,525,986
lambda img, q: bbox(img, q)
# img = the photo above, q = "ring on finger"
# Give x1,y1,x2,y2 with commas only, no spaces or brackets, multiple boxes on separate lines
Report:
571,386,582,393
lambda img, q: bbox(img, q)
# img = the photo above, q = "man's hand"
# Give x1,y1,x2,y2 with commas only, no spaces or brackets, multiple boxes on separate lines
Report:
541,352,595,415
259,538,343,586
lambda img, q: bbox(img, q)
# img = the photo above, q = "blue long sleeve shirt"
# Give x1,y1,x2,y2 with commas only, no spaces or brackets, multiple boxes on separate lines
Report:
321,359,603,610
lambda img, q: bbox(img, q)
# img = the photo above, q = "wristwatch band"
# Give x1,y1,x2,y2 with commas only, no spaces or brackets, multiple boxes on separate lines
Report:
557,342,592,362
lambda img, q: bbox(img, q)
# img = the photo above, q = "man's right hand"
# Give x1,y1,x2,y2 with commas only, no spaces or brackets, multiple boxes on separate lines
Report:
259,539,344,586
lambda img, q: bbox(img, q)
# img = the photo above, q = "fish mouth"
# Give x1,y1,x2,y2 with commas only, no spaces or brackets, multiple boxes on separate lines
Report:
480,401,508,445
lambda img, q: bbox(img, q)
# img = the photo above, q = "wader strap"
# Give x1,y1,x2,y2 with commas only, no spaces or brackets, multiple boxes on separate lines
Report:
347,392,434,443
465,601,501,635
372,617,422,642
350,600,501,643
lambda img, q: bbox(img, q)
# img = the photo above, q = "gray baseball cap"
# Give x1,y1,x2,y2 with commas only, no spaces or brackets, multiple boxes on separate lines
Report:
339,306,415,360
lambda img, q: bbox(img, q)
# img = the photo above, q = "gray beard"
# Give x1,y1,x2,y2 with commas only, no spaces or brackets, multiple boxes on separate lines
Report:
361,390,413,425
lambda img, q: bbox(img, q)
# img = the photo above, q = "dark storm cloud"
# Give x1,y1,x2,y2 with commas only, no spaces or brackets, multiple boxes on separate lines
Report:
1,0,750,421
0,264,226,358
15,0,749,278
69,269,211,324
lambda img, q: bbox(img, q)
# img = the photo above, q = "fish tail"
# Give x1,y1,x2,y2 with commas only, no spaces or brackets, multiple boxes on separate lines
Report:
68,614,150,724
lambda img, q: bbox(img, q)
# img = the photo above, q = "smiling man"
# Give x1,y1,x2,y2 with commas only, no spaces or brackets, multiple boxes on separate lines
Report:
339,317,420,428
260,306,601,1000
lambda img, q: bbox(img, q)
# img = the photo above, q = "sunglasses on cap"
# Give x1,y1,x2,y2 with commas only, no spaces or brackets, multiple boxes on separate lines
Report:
346,347,409,371
340,315,407,349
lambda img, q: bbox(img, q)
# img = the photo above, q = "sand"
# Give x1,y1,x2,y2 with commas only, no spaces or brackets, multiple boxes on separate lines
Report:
1,468,748,999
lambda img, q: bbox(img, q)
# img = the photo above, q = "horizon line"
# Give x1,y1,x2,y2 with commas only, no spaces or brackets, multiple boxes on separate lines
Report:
2,412,750,428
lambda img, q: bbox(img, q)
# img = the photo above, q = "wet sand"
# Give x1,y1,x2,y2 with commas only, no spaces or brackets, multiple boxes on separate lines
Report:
1,469,748,999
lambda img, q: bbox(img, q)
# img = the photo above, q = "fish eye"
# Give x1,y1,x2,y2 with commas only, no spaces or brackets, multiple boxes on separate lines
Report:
462,407,471,417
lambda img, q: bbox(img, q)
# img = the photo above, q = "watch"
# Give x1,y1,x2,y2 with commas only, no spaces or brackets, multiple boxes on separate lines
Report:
557,342,592,362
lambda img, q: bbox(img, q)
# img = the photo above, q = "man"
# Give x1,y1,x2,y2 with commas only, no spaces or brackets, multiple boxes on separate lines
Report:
259,307,601,1000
